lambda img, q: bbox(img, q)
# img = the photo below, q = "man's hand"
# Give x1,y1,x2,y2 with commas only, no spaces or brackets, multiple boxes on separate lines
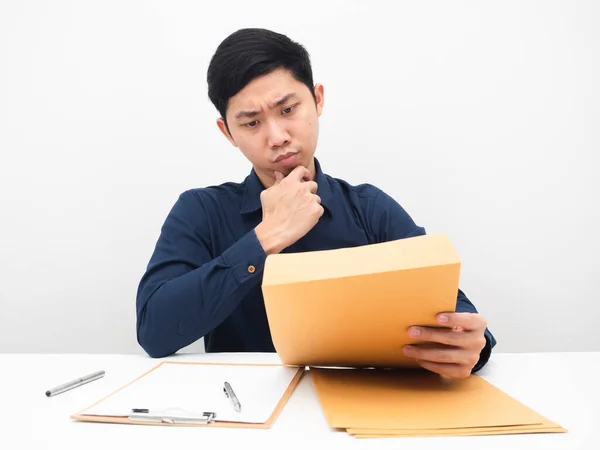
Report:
402,312,488,378
255,166,324,255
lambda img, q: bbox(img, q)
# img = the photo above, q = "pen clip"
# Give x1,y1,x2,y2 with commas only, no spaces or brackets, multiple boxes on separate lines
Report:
129,408,216,425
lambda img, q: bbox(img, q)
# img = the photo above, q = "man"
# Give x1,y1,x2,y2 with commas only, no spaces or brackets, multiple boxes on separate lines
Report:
136,28,496,378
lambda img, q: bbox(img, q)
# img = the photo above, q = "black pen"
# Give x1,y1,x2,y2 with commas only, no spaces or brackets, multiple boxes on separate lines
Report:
223,381,242,412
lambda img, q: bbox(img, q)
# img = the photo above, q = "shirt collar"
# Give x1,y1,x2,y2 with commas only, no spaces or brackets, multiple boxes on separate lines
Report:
240,157,334,216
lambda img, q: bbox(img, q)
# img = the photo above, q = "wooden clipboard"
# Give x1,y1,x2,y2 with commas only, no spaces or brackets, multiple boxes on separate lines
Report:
71,361,305,428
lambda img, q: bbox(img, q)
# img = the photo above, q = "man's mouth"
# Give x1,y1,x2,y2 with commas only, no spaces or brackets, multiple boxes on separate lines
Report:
275,152,298,163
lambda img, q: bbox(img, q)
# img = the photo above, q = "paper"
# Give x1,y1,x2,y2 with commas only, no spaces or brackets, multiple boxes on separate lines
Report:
310,367,566,437
262,233,566,438
262,234,461,368
81,362,301,424
349,423,565,437
353,428,564,438
348,422,564,434
351,423,567,438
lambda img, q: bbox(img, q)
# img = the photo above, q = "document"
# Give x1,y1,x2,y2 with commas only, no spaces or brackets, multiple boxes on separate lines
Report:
261,233,566,438
76,362,302,426
262,233,461,368
311,367,566,437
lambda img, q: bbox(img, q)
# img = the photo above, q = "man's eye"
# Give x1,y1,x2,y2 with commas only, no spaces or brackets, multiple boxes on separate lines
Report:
246,120,259,128
282,106,294,115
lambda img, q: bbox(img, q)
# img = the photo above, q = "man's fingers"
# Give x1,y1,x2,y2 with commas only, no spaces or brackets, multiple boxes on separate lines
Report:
407,326,470,346
305,181,318,195
273,171,285,184
403,343,478,366
436,312,487,331
288,165,311,182
414,360,472,379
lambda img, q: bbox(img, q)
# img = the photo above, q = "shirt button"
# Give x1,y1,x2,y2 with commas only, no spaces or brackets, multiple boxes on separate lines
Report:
248,265,256,273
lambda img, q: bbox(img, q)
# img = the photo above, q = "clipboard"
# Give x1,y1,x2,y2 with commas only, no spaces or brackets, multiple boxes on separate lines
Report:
71,361,305,428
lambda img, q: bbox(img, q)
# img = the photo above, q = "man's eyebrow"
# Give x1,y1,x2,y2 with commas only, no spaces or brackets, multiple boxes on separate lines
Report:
272,92,297,107
234,93,298,120
234,109,259,120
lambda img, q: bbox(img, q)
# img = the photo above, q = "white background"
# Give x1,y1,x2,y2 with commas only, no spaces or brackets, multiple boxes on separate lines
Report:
1,0,598,355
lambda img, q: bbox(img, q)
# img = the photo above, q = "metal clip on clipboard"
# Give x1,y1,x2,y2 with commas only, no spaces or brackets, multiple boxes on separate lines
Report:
129,408,216,424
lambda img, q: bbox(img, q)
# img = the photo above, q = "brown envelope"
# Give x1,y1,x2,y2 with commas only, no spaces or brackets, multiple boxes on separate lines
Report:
311,367,566,435
348,422,566,435
353,427,567,438
262,234,461,368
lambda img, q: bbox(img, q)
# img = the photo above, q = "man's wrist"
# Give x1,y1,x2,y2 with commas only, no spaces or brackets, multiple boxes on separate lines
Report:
472,331,493,373
255,222,286,255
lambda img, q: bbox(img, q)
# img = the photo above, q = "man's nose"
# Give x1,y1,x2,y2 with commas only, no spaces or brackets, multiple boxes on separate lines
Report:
266,120,291,149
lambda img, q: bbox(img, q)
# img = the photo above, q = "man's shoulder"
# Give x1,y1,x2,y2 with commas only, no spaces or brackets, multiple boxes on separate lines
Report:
178,180,245,205
324,171,410,218
324,170,424,239
324,173,386,203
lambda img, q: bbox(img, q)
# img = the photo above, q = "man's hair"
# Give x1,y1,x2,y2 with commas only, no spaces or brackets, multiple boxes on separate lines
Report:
207,28,316,127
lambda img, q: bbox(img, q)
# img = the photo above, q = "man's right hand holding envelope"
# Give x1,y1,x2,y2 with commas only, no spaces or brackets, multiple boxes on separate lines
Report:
403,312,489,378
258,165,494,377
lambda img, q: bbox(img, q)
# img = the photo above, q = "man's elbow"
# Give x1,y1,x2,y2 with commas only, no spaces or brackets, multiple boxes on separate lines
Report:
136,319,178,359
136,286,179,358
138,333,177,359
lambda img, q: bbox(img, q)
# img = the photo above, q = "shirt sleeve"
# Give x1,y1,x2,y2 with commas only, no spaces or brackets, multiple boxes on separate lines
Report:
369,189,496,372
135,190,266,358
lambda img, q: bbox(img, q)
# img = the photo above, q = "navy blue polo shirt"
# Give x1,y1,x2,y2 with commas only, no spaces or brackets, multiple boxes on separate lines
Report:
136,158,495,370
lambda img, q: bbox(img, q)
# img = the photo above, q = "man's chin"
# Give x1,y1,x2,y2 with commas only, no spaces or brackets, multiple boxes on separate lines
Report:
284,164,301,174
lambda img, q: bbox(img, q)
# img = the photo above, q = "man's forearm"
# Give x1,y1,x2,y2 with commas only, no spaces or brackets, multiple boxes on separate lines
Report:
136,229,266,358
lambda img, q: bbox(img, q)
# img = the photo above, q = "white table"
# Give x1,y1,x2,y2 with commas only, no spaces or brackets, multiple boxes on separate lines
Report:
2,352,599,450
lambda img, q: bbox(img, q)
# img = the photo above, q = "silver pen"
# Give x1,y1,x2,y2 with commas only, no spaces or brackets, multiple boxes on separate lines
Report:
45,370,105,397
223,381,242,412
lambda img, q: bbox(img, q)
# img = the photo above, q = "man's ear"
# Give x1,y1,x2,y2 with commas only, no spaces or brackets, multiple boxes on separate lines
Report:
314,83,325,117
216,118,237,147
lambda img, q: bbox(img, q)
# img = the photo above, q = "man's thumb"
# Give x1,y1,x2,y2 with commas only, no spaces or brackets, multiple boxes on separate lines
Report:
274,171,284,184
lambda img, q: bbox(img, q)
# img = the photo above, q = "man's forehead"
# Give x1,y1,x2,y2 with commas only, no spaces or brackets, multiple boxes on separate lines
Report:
236,90,294,108
228,70,305,112
229,90,301,120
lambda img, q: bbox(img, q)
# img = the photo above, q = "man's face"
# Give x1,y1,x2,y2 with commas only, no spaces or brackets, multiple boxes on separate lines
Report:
217,68,324,186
